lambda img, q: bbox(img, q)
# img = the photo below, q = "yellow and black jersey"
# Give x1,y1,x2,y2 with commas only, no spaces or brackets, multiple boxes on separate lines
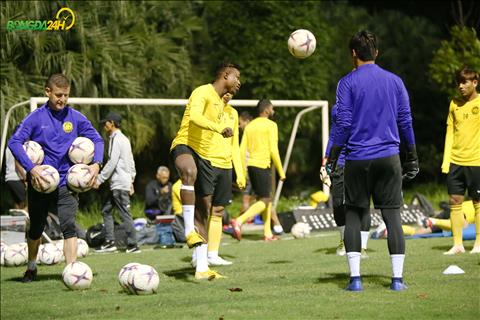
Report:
240,117,285,179
171,84,226,159
442,96,480,172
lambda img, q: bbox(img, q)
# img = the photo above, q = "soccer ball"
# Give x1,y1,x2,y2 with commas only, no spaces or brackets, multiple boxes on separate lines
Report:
23,141,44,165
31,165,60,193
68,137,94,164
62,261,93,290
54,240,66,262
126,264,159,295
1,242,9,266
38,243,63,265
291,222,311,239
288,29,316,59
118,262,142,292
67,164,93,193
4,242,28,267
77,238,89,258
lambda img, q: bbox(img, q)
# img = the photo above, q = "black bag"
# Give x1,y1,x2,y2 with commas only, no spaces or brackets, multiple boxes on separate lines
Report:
114,223,127,249
86,223,106,248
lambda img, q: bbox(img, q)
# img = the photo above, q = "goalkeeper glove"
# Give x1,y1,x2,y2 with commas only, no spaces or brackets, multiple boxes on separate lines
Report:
402,144,419,182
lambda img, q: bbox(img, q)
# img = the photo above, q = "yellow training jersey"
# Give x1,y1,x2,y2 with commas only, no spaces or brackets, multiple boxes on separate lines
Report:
206,104,246,186
172,179,182,215
240,117,286,179
441,96,480,172
171,84,227,159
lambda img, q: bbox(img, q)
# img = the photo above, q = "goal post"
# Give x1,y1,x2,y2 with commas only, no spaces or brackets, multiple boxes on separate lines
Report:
1,97,329,202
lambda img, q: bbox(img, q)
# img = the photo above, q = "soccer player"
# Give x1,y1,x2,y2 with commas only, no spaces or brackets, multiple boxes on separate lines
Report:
8,74,104,282
204,93,246,266
170,62,241,280
327,31,418,291
231,99,286,241
94,112,140,253
321,104,371,257
441,67,480,255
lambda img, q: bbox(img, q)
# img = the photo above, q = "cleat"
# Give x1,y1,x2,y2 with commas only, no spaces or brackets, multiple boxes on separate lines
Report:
186,231,206,249
95,240,117,253
126,245,141,253
470,246,480,254
264,235,279,242
195,269,226,280
361,248,369,259
208,256,233,266
230,219,242,241
336,240,346,256
345,276,363,291
443,245,465,255
21,268,37,283
390,278,408,291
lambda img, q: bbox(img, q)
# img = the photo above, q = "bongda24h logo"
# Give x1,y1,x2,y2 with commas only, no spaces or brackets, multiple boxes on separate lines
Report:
6,8,75,31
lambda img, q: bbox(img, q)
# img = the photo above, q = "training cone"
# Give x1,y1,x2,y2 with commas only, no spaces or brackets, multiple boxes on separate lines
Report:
442,265,465,275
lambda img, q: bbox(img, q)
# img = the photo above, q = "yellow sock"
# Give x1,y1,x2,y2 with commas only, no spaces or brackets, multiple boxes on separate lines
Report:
262,203,273,238
237,201,266,225
474,203,480,246
450,204,464,246
402,225,416,236
430,218,452,231
207,215,223,253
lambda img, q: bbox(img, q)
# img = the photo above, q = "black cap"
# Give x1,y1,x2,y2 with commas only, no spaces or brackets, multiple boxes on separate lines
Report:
100,112,122,124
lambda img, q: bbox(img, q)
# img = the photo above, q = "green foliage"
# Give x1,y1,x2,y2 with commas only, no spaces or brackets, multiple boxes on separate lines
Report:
1,234,479,319
429,26,480,98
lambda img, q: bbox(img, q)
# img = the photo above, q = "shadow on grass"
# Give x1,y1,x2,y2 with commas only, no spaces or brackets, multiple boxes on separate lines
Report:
163,267,197,283
267,260,292,264
316,272,391,289
432,245,453,252
6,273,63,282
314,247,378,255
241,234,265,241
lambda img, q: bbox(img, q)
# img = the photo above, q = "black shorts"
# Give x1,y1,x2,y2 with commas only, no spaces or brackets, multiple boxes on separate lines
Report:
28,185,79,240
447,164,480,200
248,166,272,198
330,165,344,209
171,144,232,206
344,154,403,209
6,180,26,204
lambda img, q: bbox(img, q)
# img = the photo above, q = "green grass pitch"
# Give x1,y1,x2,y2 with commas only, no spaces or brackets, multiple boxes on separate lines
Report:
1,230,478,319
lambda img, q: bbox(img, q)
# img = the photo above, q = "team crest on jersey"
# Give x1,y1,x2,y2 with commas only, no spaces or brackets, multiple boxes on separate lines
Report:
472,106,479,115
63,121,73,133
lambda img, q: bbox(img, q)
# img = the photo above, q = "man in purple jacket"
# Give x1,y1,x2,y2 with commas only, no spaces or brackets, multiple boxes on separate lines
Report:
8,74,104,282
327,31,419,291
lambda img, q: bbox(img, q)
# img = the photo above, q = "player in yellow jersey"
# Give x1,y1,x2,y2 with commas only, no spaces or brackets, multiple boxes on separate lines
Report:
170,62,241,279
191,93,246,267
441,67,480,255
231,99,286,241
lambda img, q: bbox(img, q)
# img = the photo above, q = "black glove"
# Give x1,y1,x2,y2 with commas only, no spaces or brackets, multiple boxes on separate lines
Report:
325,145,342,176
402,144,419,181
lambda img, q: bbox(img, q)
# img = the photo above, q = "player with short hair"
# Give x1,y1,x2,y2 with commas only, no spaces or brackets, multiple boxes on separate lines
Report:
321,104,371,257
231,99,286,241
170,62,241,280
8,73,104,282
441,67,480,255
327,30,418,291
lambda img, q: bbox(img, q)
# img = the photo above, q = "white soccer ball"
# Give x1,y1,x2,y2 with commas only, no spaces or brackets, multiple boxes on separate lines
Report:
67,164,93,193
62,261,93,290
31,165,60,193
68,137,94,164
77,238,89,258
291,222,311,239
118,262,142,292
4,242,28,267
38,243,63,265
288,29,316,59
126,264,159,295
1,242,9,266
23,140,44,165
